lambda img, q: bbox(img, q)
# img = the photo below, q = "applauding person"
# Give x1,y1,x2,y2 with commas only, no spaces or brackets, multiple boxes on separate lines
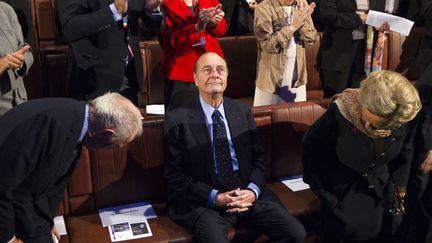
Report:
253,0,317,106
159,0,227,111
0,2,33,115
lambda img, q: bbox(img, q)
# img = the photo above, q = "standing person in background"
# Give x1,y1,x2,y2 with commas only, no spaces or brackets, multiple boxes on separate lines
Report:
0,1,33,116
159,0,227,111
253,0,317,106
317,0,387,98
221,0,262,35
415,0,432,75
395,63,432,243
56,0,163,106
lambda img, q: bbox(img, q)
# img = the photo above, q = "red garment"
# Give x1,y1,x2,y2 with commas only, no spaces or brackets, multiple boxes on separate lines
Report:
159,0,227,82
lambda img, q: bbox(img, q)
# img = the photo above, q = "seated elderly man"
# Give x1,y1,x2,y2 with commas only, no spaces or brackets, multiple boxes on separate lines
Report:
0,92,143,243
164,52,306,243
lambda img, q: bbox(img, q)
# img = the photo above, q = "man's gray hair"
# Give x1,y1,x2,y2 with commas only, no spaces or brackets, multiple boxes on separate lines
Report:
88,93,143,143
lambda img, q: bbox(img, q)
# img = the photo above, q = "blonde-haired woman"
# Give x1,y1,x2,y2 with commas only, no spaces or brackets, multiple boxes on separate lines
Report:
302,70,421,242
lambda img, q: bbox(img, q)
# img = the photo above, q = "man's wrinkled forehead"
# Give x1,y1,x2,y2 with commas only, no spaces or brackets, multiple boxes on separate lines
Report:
195,53,227,72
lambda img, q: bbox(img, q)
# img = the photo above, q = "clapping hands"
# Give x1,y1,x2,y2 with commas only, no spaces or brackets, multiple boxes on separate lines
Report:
289,1,315,31
196,4,225,32
0,45,30,75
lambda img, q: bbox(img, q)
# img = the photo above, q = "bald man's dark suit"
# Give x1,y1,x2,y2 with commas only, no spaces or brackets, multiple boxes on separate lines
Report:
164,97,305,243
0,98,86,242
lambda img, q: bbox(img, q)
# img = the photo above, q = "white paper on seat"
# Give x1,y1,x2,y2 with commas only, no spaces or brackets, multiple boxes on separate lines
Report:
54,216,67,235
146,104,165,115
98,201,157,227
108,216,153,242
366,10,414,36
280,175,310,192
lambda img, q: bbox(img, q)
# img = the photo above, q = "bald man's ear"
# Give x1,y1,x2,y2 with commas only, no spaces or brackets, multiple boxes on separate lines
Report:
194,74,199,86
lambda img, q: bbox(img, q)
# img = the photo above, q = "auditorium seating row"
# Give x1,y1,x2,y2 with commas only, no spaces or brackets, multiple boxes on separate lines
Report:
28,0,424,106
55,100,329,243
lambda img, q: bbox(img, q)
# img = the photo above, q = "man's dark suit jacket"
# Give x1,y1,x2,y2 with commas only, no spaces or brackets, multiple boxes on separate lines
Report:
164,97,280,231
317,0,384,72
396,63,432,243
56,0,162,98
0,98,86,242
416,0,432,74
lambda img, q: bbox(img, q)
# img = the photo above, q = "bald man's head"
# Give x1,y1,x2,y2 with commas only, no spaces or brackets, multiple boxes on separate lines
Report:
193,52,229,99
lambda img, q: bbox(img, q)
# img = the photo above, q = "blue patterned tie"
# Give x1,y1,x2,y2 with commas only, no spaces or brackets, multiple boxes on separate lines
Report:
212,110,242,191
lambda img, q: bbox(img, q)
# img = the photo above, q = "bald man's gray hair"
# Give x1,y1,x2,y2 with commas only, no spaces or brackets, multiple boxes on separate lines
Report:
89,93,143,143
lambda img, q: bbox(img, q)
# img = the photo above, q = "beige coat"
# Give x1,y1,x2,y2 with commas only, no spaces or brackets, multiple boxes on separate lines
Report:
254,0,317,93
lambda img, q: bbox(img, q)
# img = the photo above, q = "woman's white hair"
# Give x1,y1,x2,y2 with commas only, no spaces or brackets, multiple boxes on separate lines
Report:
88,93,143,143
358,70,421,128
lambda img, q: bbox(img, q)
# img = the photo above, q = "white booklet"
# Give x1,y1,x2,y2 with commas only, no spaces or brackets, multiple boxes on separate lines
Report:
54,216,67,235
280,175,310,192
108,217,153,242
146,104,165,115
366,10,414,36
98,201,157,227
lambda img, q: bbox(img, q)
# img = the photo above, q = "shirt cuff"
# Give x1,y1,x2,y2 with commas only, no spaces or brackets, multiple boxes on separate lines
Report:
146,6,163,16
109,3,122,22
7,236,16,243
207,189,218,207
247,182,261,199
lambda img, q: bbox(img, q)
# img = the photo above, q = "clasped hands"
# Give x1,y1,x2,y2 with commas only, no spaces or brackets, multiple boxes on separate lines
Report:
196,4,225,32
215,188,256,214
0,45,29,75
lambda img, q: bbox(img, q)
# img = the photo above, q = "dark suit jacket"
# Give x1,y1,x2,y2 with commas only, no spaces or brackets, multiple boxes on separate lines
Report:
0,98,86,242
56,0,162,98
416,0,432,74
318,0,384,71
220,0,262,35
164,97,279,231
396,63,432,243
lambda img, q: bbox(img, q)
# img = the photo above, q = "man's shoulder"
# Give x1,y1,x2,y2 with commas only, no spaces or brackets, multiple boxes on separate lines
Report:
1,98,85,123
165,102,197,121
223,97,251,112
0,2,14,16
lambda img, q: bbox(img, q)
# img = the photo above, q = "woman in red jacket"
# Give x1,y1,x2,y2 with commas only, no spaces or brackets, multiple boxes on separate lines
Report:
159,0,227,110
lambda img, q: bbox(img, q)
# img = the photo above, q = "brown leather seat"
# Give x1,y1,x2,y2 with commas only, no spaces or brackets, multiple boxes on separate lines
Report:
61,101,328,242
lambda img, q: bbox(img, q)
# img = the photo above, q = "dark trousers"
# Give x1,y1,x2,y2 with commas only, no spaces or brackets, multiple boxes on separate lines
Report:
192,200,306,243
164,79,198,112
17,216,53,243
396,167,432,243
321,40,366,98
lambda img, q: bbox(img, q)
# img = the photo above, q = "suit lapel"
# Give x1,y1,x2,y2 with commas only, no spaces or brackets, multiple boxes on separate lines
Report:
224,99,246,176
188,101,216,182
